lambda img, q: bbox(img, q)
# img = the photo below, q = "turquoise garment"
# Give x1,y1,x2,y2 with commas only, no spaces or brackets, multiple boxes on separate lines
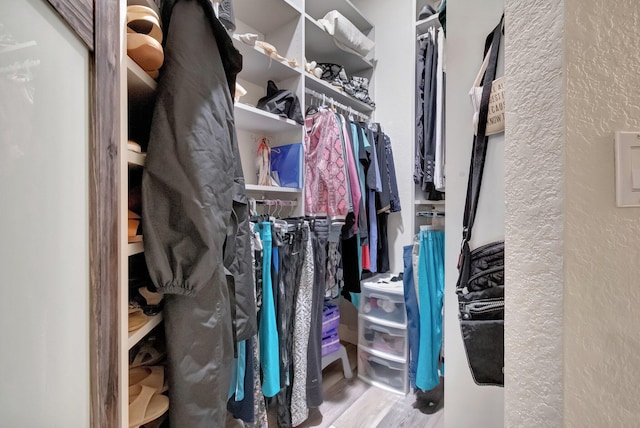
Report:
415,229,445,391
256,222,281,397
228,340,247,400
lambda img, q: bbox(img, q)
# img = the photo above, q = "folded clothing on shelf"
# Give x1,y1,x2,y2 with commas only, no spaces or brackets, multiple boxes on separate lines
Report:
317,10,374,58
322,303,341,357
317,63,375,107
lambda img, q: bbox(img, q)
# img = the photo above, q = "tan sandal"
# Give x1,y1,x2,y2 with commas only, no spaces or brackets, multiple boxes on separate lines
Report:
128,384,169,428
128,307,149,333
127,33,164,72
130,343,165,368
129,366,167,393
127,5,163,44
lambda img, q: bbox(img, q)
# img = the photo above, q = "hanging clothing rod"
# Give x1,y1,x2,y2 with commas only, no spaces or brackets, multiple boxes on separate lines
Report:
255,198,297,207
304,88,370,122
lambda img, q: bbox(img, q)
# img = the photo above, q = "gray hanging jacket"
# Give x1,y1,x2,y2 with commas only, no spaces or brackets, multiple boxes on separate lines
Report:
142,0,256,342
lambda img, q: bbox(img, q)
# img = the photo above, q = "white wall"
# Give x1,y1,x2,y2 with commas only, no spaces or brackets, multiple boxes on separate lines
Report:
563,1,640,425
0,1,91,426
444,1,505,426
504,2,565,427
352,0,416,275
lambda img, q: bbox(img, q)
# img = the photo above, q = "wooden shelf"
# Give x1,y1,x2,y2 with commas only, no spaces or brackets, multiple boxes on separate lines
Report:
305,73,375,113
416,14,441,34
235,103,301,133
128,241,144,256
245,184,302,193
127,150,146,167
232,35,301,86
128,312,163,350
126,56,156,104
305,0,373,33
234,0,301,35
305,15,374,75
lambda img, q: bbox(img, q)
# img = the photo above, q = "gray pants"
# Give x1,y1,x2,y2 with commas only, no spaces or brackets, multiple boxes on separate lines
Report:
163,266,233,427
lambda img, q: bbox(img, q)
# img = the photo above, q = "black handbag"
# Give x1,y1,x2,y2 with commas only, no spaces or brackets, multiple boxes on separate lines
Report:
456,15,505,387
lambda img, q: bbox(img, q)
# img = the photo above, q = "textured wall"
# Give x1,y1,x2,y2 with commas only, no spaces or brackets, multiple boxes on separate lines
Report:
564,1,640,426
444,0,506,426
504,1,565,427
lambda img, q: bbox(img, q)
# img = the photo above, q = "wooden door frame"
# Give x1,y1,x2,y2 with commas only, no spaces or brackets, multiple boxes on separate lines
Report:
46,1,121,426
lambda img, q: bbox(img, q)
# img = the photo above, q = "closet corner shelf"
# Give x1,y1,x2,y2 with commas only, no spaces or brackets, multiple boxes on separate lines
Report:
414,199,445,206
128,312,163,350
128,241,144,256
127,56,156,103
127,150,146,167
305,0,373,33
233,0,301,35
234,103,301,133
245,184,302,194
305,73,375,113
232,35,301,85
304,15,375,75
416,13,441,34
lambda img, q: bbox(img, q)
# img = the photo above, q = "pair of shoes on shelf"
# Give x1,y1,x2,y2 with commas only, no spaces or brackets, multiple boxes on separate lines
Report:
129,367,169,428
237,33,300,68
132,285,164,316
127,5,164,79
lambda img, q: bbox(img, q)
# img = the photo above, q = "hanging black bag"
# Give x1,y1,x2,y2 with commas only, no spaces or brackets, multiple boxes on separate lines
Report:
456,15,505,387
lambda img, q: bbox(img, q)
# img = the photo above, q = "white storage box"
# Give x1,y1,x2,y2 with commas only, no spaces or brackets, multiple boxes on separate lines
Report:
358,315,407,359
357,345,408,394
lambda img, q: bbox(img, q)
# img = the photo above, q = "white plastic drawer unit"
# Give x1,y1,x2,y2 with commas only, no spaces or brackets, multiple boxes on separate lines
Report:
358,315,407,359
357,346,409,394
360,286,407,326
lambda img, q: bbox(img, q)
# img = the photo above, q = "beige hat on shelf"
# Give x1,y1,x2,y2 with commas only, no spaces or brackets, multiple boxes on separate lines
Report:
127,31,164,72
127,5,163,44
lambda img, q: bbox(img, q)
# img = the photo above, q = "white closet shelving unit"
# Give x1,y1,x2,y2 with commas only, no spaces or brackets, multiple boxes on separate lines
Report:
413,2,444,233
233,0,376,213
116,0,376,425
119,0,161,427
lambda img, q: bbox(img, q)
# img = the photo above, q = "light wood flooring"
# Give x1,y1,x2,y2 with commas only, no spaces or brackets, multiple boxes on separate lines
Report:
227,343,444,428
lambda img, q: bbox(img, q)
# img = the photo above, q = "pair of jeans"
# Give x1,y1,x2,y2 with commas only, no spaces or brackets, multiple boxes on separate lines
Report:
403,245,421,390
307,218,329,408
276,226,307,428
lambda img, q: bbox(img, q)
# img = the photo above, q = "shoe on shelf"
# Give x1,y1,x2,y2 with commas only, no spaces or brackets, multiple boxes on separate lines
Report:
128,307,149,333
130,342,166,368
133,285,164,316
127,32,164,72
127,5,163,44
128,384,169,428
129,365,167,393
237,32,258,46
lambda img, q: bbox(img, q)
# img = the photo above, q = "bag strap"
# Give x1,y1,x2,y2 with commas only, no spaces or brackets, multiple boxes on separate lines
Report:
461,14,504,247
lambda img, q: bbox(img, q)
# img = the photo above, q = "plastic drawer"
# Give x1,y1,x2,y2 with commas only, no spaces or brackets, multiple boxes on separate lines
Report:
360,286,406,326
357,346,408,394
358,315,407,359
